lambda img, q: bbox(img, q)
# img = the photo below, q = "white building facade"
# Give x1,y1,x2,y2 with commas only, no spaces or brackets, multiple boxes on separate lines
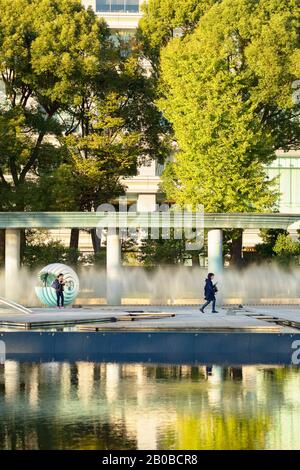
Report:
82,0,143,31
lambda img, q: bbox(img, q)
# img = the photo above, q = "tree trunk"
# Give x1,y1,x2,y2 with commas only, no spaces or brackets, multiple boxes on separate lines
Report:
70,228,80,250
230,229,244,267
191,253,200,266
0,229,5,268
91,228,101,254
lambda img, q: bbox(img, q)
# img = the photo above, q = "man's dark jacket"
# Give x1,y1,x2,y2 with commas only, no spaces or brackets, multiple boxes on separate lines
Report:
204,278,215,301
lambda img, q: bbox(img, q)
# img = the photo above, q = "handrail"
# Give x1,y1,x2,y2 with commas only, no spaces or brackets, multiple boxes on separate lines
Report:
0,297,32,315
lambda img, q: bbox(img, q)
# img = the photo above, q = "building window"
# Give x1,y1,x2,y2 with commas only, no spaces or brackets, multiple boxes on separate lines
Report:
96,0,140,13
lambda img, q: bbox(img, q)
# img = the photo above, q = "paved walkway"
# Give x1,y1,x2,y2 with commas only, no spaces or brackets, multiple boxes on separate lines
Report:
0,305,292,332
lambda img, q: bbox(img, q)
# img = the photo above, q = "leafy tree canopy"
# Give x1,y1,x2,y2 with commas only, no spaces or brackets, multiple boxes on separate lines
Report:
0,0,168,215
0,0,108,210
49,92,140,211
138,0,218,71
159,0,300,212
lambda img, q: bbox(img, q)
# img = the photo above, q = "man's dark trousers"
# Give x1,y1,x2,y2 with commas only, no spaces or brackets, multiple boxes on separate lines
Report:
201,298,216,312
56,292,64,307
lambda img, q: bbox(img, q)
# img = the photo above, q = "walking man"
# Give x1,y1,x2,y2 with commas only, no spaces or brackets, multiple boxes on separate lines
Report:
200,272,218,313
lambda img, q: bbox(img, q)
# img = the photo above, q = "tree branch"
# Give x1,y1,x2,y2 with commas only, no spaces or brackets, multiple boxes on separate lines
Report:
19,108,57,182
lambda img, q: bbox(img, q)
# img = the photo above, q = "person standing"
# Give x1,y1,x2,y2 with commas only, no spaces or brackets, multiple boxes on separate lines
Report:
200,273,218,313
52,273,65,309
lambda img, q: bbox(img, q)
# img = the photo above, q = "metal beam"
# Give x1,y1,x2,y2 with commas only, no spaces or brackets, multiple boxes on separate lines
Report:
0,212,299,229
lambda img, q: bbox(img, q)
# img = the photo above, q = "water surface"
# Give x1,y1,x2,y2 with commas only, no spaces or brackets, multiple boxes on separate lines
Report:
0,361,300,450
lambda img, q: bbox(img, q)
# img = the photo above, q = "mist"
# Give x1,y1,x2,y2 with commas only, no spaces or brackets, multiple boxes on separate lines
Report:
1,263,299,307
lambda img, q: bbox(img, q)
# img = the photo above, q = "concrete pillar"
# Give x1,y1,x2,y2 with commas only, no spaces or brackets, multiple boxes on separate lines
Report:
5,229,21,300
106,229,122,305
136,194,157,243
207,229,223,276
137,194,157,212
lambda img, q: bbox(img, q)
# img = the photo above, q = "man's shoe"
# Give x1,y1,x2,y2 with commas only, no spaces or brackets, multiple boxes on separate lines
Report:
199,308,205,313
212,310,218,313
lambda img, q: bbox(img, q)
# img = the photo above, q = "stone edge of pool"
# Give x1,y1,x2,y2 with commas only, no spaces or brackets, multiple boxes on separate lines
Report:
1,330,300,366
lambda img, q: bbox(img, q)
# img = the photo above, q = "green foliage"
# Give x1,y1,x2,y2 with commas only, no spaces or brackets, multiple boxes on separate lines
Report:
0,0,167,215
138,229,203,266
0,0,169,260
159,0,300,212
140,237,186,266
23,229,80,269
58,92,140,211
23,241,80,269
116,56,172,163
0,0,105,210
273,233,300,265
0,0,105,108
138,0,217,71
83,249,106,267
255,229,300,265
48,54,170,212
255,229,289,259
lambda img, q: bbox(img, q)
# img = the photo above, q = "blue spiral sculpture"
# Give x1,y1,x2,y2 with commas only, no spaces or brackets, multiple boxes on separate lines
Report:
35,263,80,307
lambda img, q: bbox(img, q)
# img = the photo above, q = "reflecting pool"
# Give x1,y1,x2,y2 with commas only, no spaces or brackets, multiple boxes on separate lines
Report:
0,361,300,450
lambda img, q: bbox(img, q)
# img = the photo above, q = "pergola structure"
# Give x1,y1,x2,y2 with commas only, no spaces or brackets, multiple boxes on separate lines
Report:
1,212,300,305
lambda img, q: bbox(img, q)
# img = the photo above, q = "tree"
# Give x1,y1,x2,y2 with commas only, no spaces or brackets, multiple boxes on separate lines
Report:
45,50,170,254
23,240,79,270
255,229,300,266
273,233,300,265
52,92,140,253
138,229,203,266
0,0,109,260
159,0,300,265
255,228,289,260
137,0,217,73
51,93,140,209
0,0,169,261
0,0,105,210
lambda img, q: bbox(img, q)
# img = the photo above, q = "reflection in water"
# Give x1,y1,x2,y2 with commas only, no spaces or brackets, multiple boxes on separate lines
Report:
0,362,300,450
